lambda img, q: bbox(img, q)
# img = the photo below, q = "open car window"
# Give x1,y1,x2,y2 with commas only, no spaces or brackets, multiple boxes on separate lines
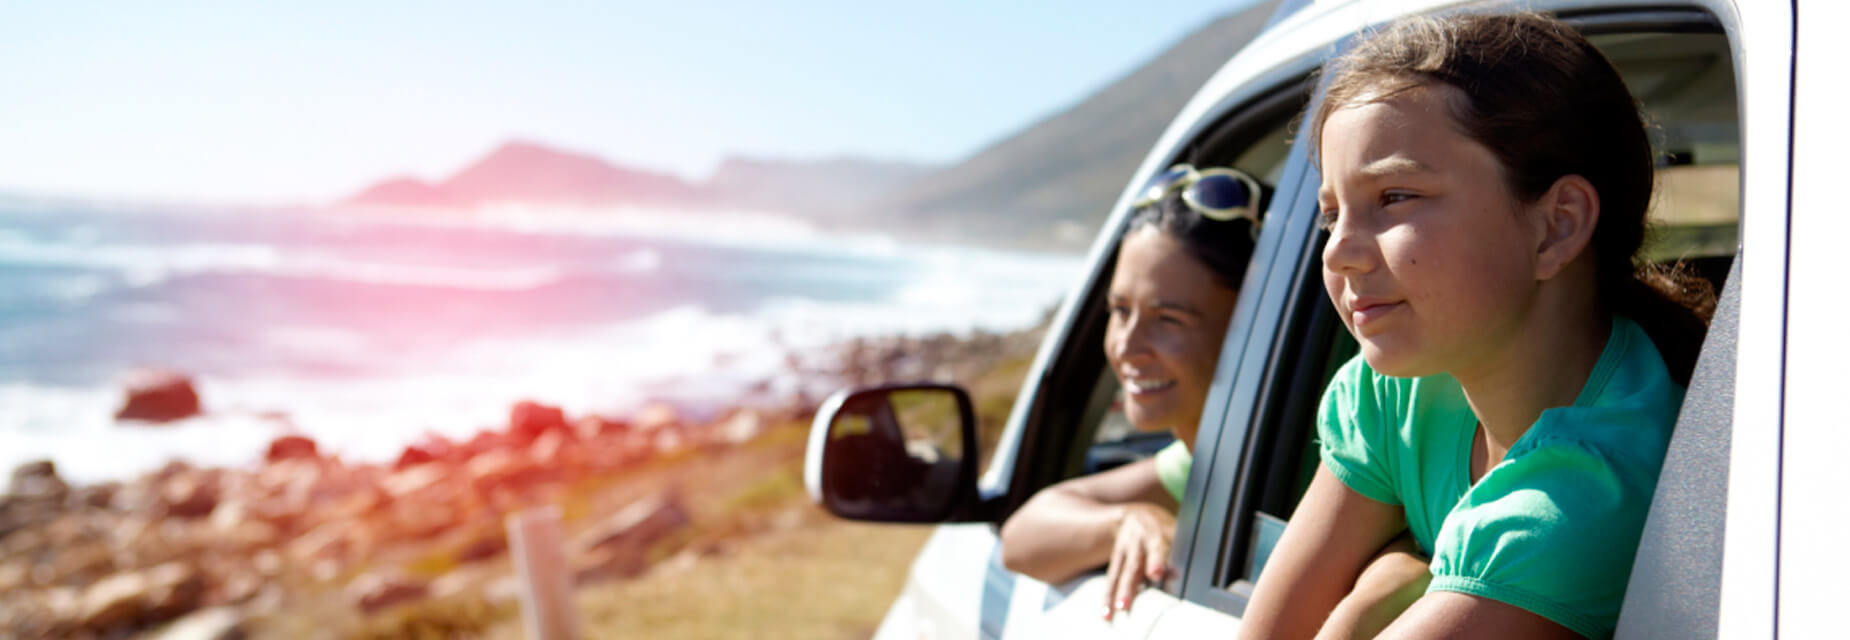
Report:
1201,18,1743,606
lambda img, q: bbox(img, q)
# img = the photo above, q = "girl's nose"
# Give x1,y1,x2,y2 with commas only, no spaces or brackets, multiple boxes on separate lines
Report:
1322,213,1375,275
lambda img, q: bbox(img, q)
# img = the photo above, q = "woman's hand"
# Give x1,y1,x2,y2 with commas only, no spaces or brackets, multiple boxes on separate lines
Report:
1104,502,1177,620
999,458,1177,588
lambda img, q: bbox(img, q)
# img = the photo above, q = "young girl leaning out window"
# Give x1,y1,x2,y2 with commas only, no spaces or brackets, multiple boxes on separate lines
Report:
1242,12,1713,640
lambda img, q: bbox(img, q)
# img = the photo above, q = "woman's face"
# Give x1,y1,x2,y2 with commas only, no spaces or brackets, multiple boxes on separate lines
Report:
1104,227,1238,447
1317,84,1542,379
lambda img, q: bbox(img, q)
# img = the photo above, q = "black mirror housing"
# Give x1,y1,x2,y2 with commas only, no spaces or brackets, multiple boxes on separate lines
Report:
803,383,982,523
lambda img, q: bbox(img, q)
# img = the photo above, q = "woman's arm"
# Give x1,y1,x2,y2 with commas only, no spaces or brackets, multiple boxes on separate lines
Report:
1242,465,1409,640
998,457,1176,586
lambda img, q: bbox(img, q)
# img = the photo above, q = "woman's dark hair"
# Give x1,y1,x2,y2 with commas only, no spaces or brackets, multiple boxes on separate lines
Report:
1125,190,1259,291
1309,11,1714,385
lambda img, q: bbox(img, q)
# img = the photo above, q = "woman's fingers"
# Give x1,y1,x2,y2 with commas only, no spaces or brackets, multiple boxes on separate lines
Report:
1144,531,1170,582
1112,541,1145,618
1104,539,1126,620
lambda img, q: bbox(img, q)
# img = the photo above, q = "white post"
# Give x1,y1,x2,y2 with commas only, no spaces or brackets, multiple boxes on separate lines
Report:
508,506,580,640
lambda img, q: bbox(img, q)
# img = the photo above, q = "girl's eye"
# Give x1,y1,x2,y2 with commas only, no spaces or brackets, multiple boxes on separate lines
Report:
1382,191,1418,206
1108,304,1130,319
1317,209,1339,230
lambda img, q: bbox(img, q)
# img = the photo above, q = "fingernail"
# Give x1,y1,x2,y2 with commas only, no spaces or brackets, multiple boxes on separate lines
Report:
1102,606,1113,621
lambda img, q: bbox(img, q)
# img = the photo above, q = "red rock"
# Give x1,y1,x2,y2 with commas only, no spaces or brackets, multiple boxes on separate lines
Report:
383,465,445,499
264,434,318,463
509,401,570,446
574,415,630,440
393,437,449,470
115,369,202,423
160,472,219,519
348,571,429,614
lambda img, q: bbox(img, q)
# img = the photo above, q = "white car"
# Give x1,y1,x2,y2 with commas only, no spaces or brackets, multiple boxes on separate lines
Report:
805,0,1848,637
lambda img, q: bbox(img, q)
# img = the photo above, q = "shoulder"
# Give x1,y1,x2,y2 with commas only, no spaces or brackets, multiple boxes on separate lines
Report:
1429,438,1662,638
1316,354,1457,505
1152,440,1192,503
1523,316,1684,477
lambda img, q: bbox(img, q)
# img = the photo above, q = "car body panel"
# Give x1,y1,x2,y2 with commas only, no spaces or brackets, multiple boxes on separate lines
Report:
1776,1,1850,636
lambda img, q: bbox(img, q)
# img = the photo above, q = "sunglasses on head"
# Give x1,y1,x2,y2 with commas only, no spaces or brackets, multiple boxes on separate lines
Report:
1132,163,1265,237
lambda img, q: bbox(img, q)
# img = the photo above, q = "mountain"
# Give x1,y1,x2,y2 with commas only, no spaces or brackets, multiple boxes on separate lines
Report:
344,177,460,209
343,142,936,217
863,0,1282,250
699,155,937,221
345,141,699,210
439,141,697,206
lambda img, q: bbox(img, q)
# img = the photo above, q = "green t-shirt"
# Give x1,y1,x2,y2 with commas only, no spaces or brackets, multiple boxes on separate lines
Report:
1317,316,1683,639
1153,439,1191,503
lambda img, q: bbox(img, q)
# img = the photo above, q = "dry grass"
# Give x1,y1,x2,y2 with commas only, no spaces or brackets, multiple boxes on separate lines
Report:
486,506,933,640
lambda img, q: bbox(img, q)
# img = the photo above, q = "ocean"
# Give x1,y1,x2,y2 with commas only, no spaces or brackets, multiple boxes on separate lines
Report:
0,197,1084,483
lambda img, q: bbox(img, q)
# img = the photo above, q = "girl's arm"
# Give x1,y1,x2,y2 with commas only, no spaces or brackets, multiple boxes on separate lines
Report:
998,457,1177,587
1375,592,1580,639
1242,465,1409,640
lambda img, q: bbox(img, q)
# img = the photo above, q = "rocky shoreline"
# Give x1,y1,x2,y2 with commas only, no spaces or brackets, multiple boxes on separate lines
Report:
0,325,1043,639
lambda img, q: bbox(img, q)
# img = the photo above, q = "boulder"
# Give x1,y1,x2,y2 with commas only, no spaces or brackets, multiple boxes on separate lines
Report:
9,459,68,500
576,489,689,557
508,401,570,446
634,402,681,433
77,562,204,631
713,409,768,445
348,571,429,614
574,415,629,440
74,482,120,510
263,435,318,463
392,436,451,470
115,369,202,423
152,606,245,640
144,562,207,621
160,471,219,519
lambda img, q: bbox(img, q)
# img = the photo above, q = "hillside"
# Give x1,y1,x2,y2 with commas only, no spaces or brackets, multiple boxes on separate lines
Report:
340,1,1282,250
864,0,1282,250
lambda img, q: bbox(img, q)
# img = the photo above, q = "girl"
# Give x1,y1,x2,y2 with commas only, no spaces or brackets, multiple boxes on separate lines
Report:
1243,12,1711,640
999,165,1264,620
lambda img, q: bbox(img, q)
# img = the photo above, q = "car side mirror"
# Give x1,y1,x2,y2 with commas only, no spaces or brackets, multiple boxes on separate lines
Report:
803,384,980,523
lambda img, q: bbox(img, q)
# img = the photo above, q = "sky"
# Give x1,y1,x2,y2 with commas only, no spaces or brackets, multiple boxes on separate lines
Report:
0,1,1262,205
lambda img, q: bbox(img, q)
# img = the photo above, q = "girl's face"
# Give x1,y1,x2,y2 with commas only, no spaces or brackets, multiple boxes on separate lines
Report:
1104,227,1238,446
1317,84,1542,379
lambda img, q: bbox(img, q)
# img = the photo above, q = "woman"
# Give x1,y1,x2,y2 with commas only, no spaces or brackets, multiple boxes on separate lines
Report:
998,164,1263,621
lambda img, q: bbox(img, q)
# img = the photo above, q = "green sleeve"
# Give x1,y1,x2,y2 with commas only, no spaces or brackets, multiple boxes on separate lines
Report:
1428,437,1659,639
1152,440,1191,503
1315,355,1402,505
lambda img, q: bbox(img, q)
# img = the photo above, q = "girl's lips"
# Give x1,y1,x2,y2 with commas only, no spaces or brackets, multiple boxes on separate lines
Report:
1349,299,1403,329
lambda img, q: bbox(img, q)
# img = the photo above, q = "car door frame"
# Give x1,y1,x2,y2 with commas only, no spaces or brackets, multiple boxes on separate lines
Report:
1154,0,1794,630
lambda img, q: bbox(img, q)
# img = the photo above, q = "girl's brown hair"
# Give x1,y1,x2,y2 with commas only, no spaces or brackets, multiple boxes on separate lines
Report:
1310,11,1714,385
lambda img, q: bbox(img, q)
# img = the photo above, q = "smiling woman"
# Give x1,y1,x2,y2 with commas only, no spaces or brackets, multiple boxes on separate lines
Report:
997,169,1262,620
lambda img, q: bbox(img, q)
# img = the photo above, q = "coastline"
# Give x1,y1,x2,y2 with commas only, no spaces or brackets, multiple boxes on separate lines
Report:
0,321,1046,638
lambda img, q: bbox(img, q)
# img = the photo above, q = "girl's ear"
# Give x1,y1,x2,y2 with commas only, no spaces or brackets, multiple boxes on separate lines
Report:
1533,174,1600,281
